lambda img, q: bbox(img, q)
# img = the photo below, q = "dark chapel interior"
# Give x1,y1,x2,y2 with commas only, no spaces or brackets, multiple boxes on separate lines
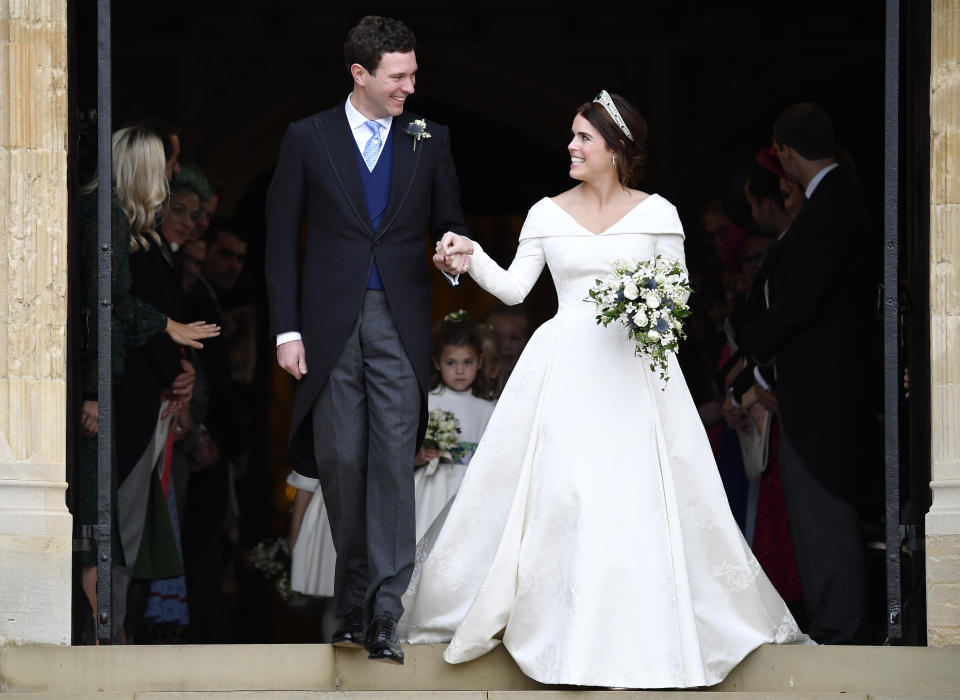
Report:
68,1,932,644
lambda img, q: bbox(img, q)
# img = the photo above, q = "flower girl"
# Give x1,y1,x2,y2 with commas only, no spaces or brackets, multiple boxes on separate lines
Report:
414,312,496,539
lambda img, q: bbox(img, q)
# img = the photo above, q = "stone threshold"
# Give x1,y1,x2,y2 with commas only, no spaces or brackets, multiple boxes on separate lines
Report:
0,644,958,695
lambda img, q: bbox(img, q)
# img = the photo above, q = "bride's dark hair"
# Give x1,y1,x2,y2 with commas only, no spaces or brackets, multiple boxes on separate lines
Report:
576,93,648,187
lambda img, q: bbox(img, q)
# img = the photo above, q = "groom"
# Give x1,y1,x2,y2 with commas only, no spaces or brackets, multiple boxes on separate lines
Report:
264,15,469,663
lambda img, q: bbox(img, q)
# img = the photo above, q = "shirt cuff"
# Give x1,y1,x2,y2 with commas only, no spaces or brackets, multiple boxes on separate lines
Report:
442,270,460,287
276,331,302,346
753,365,772,391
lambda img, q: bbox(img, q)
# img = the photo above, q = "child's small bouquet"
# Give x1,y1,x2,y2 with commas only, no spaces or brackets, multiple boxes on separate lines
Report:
251,537,302,604
586,255,692,385
421,408,461,474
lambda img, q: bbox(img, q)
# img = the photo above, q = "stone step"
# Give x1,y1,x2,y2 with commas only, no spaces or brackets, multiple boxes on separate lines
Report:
2,693,957,700
0,644,958,695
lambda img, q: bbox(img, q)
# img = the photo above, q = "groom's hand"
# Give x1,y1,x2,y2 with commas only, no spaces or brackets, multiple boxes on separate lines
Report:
433,250,467,275
434,232,473,274
277,339,308,380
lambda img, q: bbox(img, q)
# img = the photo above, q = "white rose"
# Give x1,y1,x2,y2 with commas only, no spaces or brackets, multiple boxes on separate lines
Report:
655,273,667,285
645,294,661,309
633,310,648,327
623,282,640,300
648,330,660,340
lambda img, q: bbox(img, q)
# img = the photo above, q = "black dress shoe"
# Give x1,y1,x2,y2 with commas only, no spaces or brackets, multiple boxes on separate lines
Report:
364,612,404,664
331,606,365,648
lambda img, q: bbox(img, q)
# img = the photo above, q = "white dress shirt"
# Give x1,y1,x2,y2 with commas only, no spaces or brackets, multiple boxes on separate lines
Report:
804,162,839,199
345,92,392,171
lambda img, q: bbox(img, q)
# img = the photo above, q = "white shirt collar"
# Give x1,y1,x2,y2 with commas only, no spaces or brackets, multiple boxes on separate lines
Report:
345,93,392,133
805,162,839,199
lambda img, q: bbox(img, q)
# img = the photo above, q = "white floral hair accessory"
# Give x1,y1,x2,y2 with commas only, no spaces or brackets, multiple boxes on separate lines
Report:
593,90,633,141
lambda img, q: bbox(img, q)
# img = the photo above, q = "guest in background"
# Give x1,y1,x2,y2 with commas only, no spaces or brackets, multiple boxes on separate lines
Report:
75,125,219,642
478,324,503,399
485,304,528,384
741,103,871,644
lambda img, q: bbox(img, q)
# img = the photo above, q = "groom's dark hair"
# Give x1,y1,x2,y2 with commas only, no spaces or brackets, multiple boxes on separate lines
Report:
344,16,416,75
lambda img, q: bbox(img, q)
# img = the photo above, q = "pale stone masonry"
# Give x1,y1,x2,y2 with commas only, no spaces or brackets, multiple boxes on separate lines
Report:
927,0,960,648
0,0,71,645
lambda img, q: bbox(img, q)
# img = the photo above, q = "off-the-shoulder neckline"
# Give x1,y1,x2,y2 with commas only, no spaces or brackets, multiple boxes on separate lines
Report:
541,193,661,236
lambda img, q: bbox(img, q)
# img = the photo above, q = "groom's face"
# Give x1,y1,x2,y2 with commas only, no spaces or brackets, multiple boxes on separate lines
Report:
355,51,417,120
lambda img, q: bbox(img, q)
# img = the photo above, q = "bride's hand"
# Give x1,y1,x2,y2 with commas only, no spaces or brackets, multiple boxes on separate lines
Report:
439,231,474,257
433,232,474,274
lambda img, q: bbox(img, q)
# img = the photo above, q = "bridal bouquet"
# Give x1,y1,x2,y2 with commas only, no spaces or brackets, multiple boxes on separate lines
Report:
586,255,692,384
421,409,461,474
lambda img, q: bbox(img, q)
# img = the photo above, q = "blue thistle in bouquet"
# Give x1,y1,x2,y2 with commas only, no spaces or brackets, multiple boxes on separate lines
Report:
586,255,692,385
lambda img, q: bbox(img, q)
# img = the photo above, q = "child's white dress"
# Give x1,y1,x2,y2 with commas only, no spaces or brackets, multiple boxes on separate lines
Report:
413,386,495,540
288,387,493,596
287,471,335,598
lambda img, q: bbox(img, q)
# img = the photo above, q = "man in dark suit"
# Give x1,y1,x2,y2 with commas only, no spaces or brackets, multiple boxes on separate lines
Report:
264,16,468,664
722,161,796,418
740,103,870,644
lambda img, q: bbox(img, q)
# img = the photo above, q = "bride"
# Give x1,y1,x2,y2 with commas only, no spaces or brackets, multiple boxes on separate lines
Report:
400,91,808,689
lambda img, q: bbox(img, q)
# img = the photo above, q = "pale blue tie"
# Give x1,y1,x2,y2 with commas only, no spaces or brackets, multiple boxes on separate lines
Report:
362,120,382,171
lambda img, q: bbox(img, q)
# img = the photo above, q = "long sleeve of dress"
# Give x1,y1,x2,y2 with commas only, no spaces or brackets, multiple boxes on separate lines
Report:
467,237,546,306
78,194,167,396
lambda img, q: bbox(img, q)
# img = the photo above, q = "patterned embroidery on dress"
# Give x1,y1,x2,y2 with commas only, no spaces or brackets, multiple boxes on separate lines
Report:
406,536,432,590
446,636,498,660
552,576,578,616
463,487,496,529
516,568,544,597
431,546,476,592
774,611,803,643
689,500,715,531
532,643,563,679
712,560,760,593
531,487,581,536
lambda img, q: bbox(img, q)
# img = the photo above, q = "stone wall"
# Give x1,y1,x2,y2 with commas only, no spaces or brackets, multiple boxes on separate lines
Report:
0,0,71,646
927,0,960,648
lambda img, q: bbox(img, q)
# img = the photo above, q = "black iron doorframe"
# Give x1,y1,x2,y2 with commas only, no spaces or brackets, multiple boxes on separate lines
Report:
883,0,903,644
95,0,113,645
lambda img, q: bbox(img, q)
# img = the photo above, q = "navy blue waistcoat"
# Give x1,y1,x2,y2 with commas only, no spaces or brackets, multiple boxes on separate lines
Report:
355,128,393,290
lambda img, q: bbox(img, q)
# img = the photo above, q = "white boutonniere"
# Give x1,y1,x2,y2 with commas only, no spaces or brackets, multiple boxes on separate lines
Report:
404,119,431,151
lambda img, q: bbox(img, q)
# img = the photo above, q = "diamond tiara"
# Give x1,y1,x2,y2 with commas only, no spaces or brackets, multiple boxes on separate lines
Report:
593,90,633,141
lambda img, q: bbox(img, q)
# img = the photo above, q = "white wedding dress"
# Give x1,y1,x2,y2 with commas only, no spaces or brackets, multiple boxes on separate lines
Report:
400,194,808,689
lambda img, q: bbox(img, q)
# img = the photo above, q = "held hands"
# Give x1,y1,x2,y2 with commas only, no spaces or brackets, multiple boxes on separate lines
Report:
166,318,221,349
433,231,474,275
277,339,308,380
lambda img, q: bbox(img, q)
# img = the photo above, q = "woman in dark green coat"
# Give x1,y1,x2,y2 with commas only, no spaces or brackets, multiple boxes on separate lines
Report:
76,125,219,639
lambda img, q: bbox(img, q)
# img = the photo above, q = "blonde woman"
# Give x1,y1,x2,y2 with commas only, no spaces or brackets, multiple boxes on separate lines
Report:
76,125,219,641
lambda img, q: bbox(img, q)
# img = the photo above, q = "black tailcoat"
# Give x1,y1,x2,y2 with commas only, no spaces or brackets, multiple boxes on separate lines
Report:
740,166,872,499
265,105,468,477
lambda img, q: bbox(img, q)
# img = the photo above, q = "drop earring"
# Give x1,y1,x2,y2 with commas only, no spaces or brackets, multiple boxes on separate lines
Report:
612,155,617,168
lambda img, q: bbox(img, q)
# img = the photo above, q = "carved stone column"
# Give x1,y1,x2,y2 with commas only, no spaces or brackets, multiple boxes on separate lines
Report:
0,0,71,645
927,0,960,648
